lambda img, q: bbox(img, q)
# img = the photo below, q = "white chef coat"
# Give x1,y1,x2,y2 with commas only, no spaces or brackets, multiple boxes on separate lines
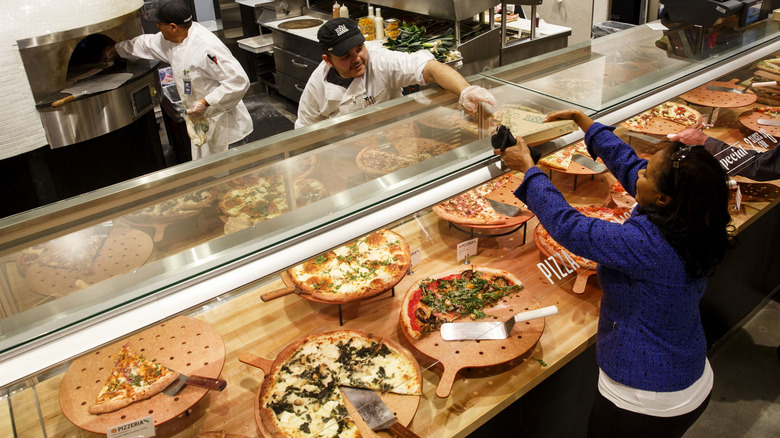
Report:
116,22,253,159
295,41,435,128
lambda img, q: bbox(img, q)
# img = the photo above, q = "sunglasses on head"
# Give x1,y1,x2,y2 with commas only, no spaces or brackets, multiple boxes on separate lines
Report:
670,145,695,187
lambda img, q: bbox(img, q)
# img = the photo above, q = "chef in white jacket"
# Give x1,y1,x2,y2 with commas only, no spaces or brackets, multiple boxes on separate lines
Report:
107,0,252,159
295,18,497,128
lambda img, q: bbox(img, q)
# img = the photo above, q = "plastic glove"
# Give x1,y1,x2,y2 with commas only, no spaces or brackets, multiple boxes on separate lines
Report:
459,85,497,113
187,100,208,118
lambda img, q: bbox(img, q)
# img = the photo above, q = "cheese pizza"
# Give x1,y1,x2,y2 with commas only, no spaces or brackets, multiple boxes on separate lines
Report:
287,229,411,302
400,265,525,340
258,330,422,438
432,174,518,225
89,344,179,414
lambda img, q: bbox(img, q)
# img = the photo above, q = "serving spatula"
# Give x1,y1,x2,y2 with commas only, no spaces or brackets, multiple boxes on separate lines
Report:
340,387,420,438
162,372,226,396
441,305,559,340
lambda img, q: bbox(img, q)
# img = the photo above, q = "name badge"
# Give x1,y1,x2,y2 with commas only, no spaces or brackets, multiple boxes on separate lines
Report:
183,80,192,95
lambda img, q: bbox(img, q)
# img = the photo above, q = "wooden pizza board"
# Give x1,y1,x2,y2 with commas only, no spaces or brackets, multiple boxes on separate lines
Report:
621,103,702,136
679,79,757,108
122,210,200,242
532,225,597,295
24,227,153,297
240,349,420,437
610,189,636,209
59,316,226,433
401,267,546,398
738,109,780,138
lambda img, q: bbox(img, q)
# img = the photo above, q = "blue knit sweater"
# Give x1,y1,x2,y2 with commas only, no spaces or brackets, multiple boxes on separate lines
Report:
514,123,707,392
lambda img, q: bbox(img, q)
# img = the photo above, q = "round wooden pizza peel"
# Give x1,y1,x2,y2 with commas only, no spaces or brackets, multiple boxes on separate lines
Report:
239,347,420,437
122,210,200,242
24,227,153,297
739,109,780,138
59,316,226,433
400,267,545,398
620,103,702,136
533,225,596,295
679,79,757,108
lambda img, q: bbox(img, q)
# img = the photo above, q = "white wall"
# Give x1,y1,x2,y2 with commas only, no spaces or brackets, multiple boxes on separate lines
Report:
0,0,142,161
522,0,596,46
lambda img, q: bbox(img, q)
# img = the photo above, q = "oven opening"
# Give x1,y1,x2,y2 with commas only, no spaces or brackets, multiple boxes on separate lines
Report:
67,34,123,82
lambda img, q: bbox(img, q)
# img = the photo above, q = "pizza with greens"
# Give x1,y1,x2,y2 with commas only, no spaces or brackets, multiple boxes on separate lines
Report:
400,265,524,339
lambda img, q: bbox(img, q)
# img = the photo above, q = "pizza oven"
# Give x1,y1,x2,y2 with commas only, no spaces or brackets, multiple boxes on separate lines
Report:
17,10,160,148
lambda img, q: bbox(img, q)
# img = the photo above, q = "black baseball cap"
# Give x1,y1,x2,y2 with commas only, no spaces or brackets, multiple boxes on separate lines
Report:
318,18,365,56
153,0,193,25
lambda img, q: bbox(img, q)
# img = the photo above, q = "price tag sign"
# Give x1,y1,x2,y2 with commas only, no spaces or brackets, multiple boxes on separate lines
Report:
410,248,422,267
457,238,478,262
107,416,155,438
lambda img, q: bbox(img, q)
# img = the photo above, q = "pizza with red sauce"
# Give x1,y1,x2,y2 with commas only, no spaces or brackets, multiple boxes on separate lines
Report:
400,265,524,340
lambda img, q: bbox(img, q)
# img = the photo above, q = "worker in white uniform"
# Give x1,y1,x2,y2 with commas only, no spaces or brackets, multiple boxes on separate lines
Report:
295,18,497,128
106,0,252,160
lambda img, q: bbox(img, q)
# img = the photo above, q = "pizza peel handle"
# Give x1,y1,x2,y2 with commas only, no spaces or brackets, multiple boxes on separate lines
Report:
436,366,460,398
261,271,297,301
239,352,273,374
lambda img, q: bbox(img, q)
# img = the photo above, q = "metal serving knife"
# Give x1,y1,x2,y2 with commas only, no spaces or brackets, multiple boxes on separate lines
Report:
572,154,608,173
162,373,227,396
340,387,420,438
441,305,559,340
757,119,780,127
705,85,746,94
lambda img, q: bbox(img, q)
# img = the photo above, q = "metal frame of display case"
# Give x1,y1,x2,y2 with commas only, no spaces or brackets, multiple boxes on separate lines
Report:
1,18,779,390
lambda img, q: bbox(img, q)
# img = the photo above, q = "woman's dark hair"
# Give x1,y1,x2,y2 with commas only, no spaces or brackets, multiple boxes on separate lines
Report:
644,142,734,278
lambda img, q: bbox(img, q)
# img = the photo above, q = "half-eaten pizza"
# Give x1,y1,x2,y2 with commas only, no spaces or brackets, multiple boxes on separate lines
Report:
258,330,422,438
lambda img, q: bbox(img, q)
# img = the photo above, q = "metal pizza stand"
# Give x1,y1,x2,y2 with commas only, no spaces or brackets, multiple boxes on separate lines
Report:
59,316,226,433
238,331,421,438
400,265,545,398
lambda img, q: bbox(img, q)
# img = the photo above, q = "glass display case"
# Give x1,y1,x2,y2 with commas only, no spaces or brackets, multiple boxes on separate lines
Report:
485,18,780,114
1,16,779,438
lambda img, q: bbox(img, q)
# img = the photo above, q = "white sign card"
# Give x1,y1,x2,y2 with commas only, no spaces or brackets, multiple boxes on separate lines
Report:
107,416,156,438
457,238,478,262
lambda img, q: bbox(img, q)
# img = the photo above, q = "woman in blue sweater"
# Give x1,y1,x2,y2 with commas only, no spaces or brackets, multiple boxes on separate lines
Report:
495,109,733,437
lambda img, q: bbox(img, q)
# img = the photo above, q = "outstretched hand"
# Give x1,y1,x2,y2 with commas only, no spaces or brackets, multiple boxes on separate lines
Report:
494,136,535,173
667,128,709,145
545,109,593,132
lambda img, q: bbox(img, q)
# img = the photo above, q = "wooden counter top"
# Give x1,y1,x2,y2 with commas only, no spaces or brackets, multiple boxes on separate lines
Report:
11,155,780,438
